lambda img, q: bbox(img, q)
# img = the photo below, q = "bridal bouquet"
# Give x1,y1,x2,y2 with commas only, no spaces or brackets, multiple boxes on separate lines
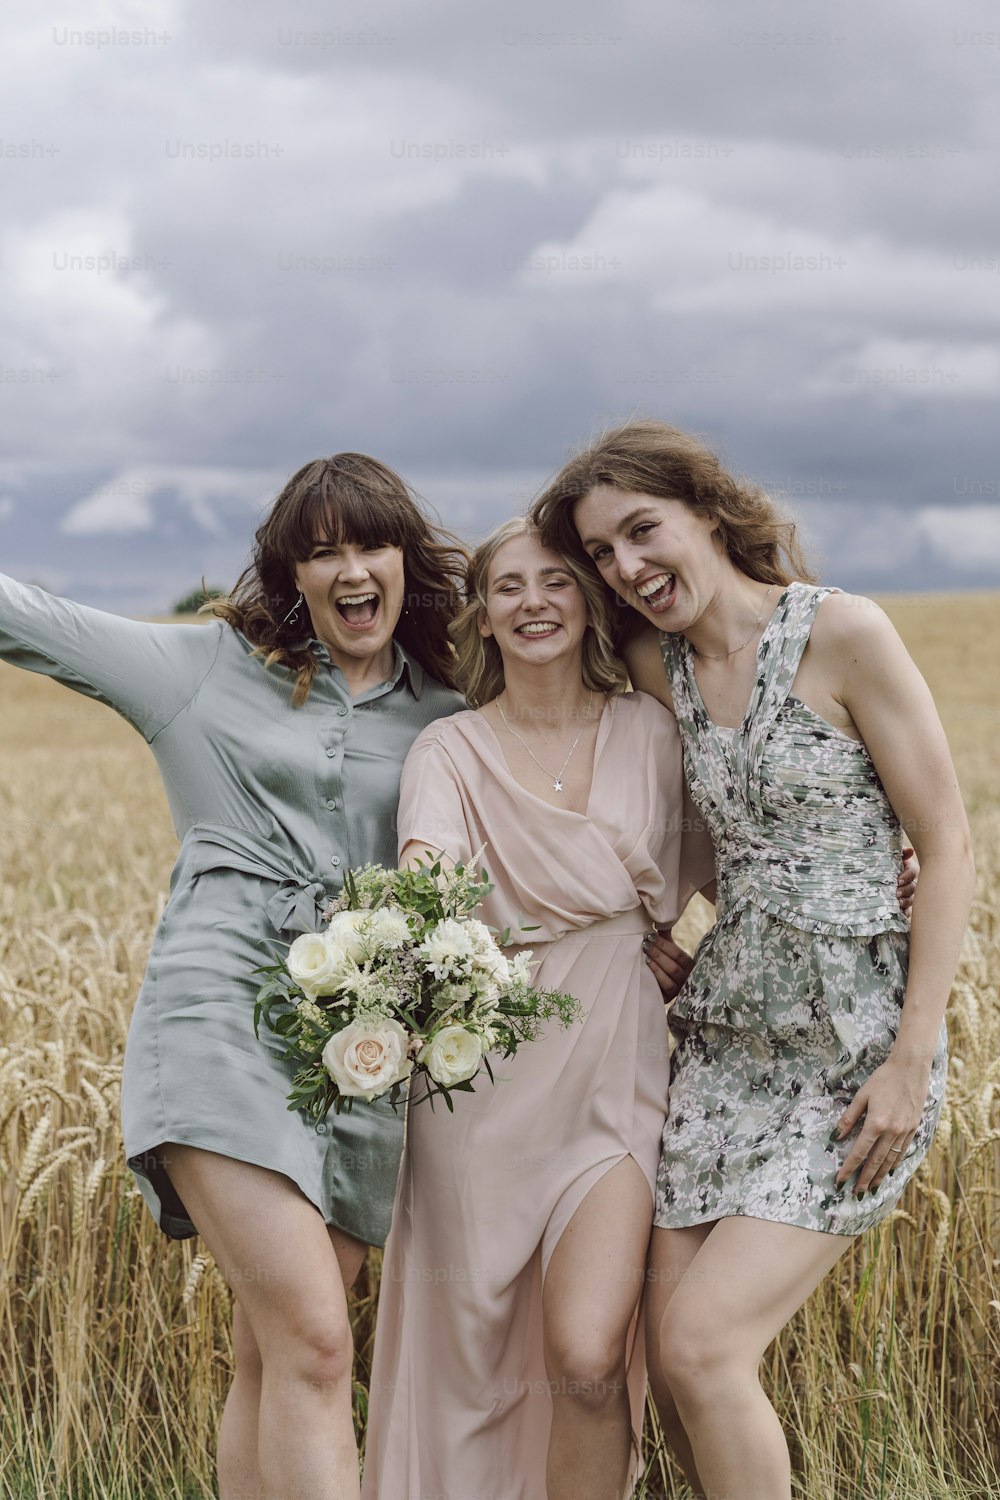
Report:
253,851,580,1120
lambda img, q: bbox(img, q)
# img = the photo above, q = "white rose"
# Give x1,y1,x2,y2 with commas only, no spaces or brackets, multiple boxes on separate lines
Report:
322,1019,413,1099
419,1025,483,1088
365,906,412,951
418,918,476,978
463,918,496,955
326,910,371,962
287,932,351,997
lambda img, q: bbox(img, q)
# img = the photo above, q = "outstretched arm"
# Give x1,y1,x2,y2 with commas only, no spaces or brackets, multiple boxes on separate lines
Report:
0,571,223,741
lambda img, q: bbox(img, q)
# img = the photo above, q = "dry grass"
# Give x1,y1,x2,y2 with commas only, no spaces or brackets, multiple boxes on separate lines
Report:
1,594,997,1499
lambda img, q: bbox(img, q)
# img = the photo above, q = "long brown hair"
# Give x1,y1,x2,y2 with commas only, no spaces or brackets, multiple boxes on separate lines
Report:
530,419,816,641
210,454,469,704
449,517,628,708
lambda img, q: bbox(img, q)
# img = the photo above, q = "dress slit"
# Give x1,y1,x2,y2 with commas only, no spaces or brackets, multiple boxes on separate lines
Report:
540,1150,653,1283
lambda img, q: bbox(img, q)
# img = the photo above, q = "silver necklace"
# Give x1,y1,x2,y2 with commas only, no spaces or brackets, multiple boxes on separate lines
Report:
690,585,776,660
496,689,595,792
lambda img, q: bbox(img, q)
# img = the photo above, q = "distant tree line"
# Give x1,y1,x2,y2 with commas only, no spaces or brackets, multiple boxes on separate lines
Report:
172,585,226,616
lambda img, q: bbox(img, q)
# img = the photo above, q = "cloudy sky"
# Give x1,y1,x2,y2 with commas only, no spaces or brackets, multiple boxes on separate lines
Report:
1,0,998,611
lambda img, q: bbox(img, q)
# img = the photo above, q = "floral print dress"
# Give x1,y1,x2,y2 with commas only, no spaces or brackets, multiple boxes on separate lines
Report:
653,582,947,1236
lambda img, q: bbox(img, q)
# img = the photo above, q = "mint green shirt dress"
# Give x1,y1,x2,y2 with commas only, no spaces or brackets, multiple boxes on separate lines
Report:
0,571,464,1246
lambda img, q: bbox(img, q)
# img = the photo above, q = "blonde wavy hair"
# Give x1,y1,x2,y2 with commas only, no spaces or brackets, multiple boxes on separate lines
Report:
530,419,817,643
450,517,628,708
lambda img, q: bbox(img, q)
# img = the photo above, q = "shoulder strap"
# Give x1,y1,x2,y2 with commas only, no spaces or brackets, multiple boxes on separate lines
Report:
754,584,835,714
659,630,711,739
742,581,838,812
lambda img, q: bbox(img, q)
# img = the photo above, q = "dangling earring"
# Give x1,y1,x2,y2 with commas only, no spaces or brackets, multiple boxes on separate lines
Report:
280,591,304,628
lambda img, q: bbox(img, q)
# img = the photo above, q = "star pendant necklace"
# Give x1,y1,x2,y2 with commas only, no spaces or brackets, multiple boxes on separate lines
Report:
496,689,595,792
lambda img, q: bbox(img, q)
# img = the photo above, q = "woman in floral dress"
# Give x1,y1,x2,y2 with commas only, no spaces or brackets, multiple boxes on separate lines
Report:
532,420,974,1500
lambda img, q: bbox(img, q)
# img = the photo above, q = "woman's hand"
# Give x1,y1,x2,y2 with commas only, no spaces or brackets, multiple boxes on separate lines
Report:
643,927,694,1000
896,845,918,914
833,1055,933,1196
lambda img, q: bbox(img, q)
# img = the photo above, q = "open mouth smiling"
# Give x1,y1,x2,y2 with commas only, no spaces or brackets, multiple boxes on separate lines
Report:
514,621,561,637
335,592,380,626
634,572,676,611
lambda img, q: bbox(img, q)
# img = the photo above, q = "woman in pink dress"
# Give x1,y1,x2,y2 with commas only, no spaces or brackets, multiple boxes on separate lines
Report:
361,518,714,1500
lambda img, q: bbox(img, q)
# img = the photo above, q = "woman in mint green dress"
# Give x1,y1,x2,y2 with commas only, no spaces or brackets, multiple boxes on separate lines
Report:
0,453,466,1500
532,421,974,1500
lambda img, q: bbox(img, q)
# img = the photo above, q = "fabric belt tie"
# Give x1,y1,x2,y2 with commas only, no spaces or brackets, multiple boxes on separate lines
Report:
176,820,334,936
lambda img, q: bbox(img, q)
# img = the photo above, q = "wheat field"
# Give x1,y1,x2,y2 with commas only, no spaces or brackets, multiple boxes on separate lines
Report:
1,594,997,1500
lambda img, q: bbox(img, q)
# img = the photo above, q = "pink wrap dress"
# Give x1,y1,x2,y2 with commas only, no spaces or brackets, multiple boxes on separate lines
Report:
362,689,713,1500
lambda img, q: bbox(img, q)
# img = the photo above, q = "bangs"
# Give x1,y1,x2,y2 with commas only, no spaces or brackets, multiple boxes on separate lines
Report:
276,456,420,563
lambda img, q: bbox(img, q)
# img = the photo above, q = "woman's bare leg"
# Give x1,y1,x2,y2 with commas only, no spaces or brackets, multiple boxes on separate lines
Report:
216,1226,368,1500
218,1297,264,1500
652,1217,853,1500
643,1222,714,1496
542,1155,654,1500
164,1142,368,1500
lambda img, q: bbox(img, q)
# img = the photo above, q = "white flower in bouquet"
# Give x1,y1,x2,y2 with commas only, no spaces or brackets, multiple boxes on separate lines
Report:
364,905,412,952
322,1018,413,1099
326,910,372,962
352,970,402,1017
509,950,536,986
428,980,475,1014
418,918,476,979
419,1024,483,1087
287,932,352,998
471,944,511,996
295,996,328,1030
463,918,497,955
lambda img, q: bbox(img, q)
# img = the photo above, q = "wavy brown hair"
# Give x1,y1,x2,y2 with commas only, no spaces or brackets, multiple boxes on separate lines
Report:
450,517,628,708
210,454,469,705
530,419,817,643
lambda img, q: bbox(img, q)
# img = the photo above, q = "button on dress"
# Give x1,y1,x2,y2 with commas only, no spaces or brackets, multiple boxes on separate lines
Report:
0,572,464,1246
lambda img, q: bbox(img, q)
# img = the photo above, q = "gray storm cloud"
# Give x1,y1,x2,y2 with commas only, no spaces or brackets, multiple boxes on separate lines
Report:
1,0,997,608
